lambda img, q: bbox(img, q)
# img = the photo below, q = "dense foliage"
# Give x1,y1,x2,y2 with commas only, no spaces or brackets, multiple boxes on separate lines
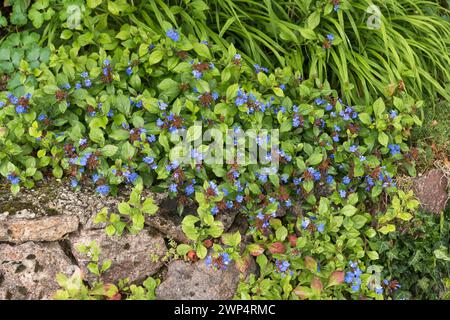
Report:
0,0,448,300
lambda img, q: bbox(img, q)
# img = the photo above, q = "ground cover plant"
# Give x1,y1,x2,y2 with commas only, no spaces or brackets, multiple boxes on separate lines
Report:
0,0,448,300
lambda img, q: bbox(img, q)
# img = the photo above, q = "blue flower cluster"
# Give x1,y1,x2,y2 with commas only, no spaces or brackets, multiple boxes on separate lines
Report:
345,261,362,292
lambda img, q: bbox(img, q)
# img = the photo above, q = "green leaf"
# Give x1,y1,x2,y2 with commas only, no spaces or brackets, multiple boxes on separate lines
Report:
307,153,322,166
196,244,207,259
378,131,389,147
221,231,241,247
52,166,63,179
87,0,103,8
193,43,211,59
307,11,321,30
341,205,357,217
378,224,396,234
142,198,158,215
367,251,379,260
118,202,131,215
359,113,372,125
373,98,385,117
276,226,288,241
148,50,164,65
176,244,192,256
101,145,118,157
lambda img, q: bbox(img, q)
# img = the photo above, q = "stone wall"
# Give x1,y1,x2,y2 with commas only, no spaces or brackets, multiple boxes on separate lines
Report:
0,179,250,300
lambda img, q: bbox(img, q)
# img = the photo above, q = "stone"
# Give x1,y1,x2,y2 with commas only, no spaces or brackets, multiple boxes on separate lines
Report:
0,216,79,243
145,197,192,243
70,228,167,284
413,169,448,213
216,209,239,231
156,257,255,300
0,242,77,300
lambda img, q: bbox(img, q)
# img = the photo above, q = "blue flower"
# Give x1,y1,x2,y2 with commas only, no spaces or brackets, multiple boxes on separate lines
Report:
205,255,212,266
339,189,347,198
327,34,335,41
143,156,154,164
168,183,178,193
92,174,100,183
7,174,20,185
220,252,232,265
158,101,168,110
349,145,358,153
15,105,26,114
317,223,325,232
71,179,78,188
104,59,110,65
166,29,180,42
96,185,110,196
81,71,89,78
192,70,202,79
38,114,46,121
75,82,82,90
343,176,351,185
390,110,397,119
236,195,244,203
185,184,195,196
326,175,334,184
84,79,92,88
388,144,401,156
211,206,219,215
275,260,290,273
301,218,310,229
315,98,326,105
148,134,156,143
126,66,132,76
79,138,87,146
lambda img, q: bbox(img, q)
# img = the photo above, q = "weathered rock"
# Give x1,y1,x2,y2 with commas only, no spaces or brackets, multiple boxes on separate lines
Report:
70,228,167,284
0,216,79,243
145,198,192,243
0,242,77,300
0,179,172,230
156,257,255,300
413,169,448,213
216,209,239,231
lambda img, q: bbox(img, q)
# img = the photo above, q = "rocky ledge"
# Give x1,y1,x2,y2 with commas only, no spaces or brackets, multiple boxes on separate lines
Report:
0,179,247,300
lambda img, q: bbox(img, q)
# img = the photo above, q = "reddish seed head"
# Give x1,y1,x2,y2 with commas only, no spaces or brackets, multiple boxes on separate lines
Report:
289,234,298,247
187,250,198,262
203,239,213,248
